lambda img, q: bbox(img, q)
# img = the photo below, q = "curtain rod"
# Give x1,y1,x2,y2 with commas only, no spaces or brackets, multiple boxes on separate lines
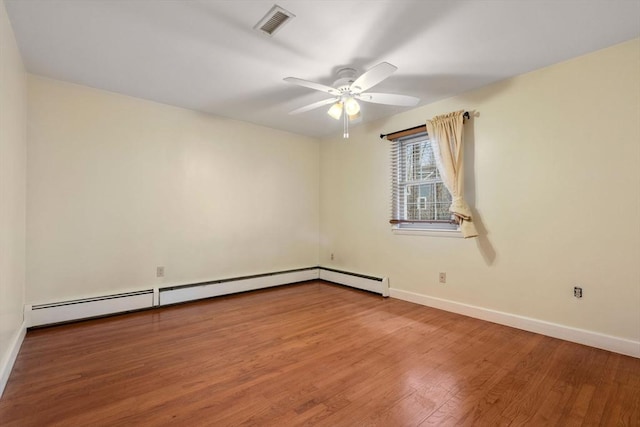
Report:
379,111,470,140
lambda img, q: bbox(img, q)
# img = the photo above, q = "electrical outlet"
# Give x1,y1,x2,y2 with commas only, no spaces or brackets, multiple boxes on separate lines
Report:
156,266,165,278
439,272,446,284
330,253,334,261
574,286,582,298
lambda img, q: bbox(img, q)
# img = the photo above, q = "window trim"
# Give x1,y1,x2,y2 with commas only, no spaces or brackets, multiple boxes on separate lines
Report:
391,225,463,238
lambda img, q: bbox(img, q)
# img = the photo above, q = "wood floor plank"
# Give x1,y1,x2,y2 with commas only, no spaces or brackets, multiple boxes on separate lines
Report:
0,281,638,426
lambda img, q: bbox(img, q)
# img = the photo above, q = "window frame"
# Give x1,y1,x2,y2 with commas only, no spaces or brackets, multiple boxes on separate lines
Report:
390,131,462,237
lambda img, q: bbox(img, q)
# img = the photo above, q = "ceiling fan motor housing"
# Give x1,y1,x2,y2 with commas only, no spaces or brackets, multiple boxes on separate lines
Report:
333,68,358,91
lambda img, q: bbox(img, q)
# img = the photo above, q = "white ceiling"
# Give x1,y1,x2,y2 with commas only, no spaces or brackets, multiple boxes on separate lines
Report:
5,0,640,138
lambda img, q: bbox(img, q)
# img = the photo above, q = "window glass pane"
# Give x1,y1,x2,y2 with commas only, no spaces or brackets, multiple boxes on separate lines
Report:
435,183,452,220
398,136,451,222
402,141,441,183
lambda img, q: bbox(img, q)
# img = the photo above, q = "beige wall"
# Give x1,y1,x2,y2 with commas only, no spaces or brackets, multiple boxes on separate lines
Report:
17,33,640,345
320,39,640,341
27,76,319,303
0,1,27,373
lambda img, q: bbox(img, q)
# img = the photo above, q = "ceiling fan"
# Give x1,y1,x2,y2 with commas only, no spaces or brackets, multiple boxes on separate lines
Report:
284,62,419,138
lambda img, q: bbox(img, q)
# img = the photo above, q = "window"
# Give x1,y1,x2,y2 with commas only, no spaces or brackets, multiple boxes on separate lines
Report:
390,132,459,234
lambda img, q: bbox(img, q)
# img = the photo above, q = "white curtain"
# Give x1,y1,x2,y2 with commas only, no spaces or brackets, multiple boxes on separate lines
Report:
426,110,478,238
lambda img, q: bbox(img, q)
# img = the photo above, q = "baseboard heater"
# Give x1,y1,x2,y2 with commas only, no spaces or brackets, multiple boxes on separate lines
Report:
24,266,388,327
26,290,154,328
318,267,389,297
158,267,319,306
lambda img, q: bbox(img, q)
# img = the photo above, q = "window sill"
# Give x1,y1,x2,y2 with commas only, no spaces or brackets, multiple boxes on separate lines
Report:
391,226,463,238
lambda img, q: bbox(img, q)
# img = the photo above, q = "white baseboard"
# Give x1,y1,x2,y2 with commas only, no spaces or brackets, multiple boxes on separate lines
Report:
319,268,389,296
0,321,26,398
159,268,320,306
390,288,640,358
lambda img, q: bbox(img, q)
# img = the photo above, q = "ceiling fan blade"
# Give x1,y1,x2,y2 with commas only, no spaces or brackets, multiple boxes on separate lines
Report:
356,92,420,107
349,62,397,93
284,77,340,96
289,97,338,115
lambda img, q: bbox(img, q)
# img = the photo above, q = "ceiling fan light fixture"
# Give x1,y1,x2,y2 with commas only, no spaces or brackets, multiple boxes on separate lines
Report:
344,97,360,115
348,110,361,121
327,102,343,120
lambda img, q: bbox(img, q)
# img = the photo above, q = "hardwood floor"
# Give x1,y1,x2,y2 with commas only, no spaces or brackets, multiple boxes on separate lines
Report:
1,281,638,426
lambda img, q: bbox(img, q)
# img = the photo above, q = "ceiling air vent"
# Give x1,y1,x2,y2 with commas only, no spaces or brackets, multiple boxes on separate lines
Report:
254,5,295,37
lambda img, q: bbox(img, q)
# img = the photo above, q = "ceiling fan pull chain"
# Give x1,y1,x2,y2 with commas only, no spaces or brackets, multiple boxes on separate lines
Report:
343,109,349,139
